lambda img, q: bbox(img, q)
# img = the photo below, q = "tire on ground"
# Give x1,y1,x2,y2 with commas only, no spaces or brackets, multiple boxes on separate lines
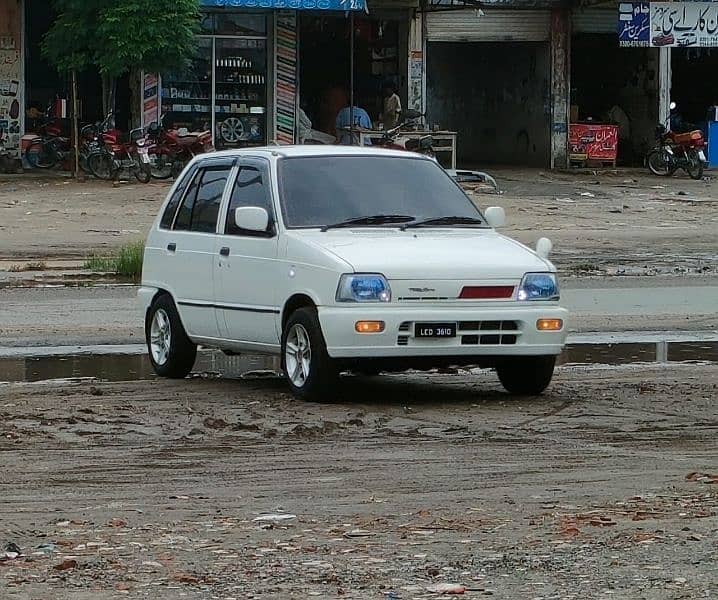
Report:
145,293,197,378
281,307,338,402
496,355,556,395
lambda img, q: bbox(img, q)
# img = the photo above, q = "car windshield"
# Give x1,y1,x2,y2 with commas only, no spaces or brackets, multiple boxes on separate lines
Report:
278,155,486,229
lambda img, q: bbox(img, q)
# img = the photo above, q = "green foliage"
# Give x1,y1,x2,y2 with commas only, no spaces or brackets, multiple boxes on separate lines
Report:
84,241,145,279
43,0,200,77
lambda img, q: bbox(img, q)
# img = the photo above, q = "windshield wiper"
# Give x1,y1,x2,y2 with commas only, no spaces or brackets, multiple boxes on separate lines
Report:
321,214,415,232
401,215,486,230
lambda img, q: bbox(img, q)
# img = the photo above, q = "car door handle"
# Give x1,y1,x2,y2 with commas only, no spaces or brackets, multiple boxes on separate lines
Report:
219,247,230,257
167,243,176,252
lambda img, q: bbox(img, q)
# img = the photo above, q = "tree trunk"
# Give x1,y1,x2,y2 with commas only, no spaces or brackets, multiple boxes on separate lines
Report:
128,69,143,130
101,74,117,120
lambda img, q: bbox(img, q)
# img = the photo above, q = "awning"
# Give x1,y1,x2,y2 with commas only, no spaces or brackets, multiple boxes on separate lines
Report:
200,0,367,11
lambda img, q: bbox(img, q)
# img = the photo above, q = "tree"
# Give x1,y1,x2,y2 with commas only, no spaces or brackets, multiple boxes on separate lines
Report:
43,0,200,114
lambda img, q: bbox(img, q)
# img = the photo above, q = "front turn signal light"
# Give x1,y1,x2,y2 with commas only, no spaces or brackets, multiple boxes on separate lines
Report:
355,321,385,334
537,318,563,331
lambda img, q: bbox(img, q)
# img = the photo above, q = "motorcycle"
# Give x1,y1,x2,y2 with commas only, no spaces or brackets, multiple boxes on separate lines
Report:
646,101,707,180
376,109,436,158
144,118,214,179
88,125,152,183
25,107,73,169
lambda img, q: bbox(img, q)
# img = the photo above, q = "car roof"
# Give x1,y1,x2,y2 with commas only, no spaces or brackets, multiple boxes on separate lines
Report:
196,145,432,162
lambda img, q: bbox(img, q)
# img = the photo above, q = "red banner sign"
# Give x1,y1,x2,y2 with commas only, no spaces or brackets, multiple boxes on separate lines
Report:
569,124,619,162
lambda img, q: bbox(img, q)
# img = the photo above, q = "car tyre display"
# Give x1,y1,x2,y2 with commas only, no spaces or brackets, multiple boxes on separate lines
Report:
496,355,556,395
146,293,197,378
282,307,338,402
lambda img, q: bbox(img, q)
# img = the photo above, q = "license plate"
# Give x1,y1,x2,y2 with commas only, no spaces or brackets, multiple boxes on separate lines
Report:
698,150,706,161
415,323,457,338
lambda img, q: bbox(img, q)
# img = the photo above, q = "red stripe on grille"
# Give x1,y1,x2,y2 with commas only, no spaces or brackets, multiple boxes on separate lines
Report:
459,286,515,299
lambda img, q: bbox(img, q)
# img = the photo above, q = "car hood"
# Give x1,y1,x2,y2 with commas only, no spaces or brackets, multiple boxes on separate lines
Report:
292,229,550,279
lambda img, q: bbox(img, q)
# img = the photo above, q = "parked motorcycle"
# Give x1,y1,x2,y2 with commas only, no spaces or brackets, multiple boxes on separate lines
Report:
646,102,707,180
144,118,214,179
25,109,73,169
376,109,436,158
88,126,151,183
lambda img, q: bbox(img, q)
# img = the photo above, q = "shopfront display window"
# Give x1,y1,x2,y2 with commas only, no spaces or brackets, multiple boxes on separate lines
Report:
160,13,268,149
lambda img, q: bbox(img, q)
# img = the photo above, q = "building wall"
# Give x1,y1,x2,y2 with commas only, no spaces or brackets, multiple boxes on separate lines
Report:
426,41,551,167
0,0,23,159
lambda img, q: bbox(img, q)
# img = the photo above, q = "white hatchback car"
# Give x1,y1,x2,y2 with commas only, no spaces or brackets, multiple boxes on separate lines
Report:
139,146,568,401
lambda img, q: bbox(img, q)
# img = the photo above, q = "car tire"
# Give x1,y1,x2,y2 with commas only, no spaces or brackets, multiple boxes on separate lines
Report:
282,307,338,402
496,355,556,395
146,293,197,378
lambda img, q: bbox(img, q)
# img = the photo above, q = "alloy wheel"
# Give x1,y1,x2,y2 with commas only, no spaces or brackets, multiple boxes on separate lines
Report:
285,323,312,388
150,308,172,366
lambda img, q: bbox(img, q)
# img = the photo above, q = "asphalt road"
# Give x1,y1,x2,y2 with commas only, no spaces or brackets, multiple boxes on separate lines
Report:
0,277,716,348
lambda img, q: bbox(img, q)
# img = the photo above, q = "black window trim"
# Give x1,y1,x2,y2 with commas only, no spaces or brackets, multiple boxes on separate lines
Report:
221,157,276,239
170,159,235,232
159,164,198,231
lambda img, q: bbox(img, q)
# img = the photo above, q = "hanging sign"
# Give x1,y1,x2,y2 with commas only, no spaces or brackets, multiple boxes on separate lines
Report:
650,2,718,47
200,0,366,11
618,2,650,47
142,73,160,128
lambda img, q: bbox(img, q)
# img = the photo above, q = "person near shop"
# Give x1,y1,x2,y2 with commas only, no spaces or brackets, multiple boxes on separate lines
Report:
381,83,402,130
335,101,373,145
297,102,312,144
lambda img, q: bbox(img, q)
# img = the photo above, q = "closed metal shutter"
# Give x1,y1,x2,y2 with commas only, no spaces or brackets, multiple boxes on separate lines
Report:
425,9,550,42
572,8,616,34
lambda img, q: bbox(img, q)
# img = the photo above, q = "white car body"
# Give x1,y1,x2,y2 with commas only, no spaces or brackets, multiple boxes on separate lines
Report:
139,146,568,395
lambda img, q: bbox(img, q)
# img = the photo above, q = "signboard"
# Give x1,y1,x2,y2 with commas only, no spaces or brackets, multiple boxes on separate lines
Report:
200,0,366,10
650,2,718,47
141,73,160,128
569,124,619,164
618,2,650,47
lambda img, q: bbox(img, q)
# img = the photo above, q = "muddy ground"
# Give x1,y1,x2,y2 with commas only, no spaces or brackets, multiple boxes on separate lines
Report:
1,168,717,277
2,363,717,599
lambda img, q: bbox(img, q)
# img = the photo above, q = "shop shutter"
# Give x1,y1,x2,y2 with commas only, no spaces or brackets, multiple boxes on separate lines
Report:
425,9,551,42
572,8,616,34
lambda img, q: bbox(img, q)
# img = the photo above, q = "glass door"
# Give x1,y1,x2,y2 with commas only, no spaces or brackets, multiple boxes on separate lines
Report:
214,37,268,148
160,37,213,133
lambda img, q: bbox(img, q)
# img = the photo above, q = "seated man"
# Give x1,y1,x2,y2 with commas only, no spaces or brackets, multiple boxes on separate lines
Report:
335,102,372,145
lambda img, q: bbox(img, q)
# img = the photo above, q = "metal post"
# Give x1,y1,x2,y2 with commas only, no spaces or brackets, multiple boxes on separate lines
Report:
350,11,355,145
72,70,80,179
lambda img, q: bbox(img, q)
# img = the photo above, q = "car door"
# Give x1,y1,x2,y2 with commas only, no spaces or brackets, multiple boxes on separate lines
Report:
214,158,281,348
164,158,233,340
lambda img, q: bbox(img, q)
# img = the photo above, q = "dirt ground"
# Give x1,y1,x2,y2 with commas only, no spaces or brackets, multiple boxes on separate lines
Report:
1,168,717,277
2,363,718,599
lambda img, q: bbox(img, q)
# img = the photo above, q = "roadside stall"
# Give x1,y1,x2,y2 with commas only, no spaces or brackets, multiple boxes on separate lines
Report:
568,122,619,167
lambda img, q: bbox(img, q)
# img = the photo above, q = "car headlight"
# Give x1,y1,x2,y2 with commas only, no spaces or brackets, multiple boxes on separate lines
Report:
336,274,391,303
518,272,560,301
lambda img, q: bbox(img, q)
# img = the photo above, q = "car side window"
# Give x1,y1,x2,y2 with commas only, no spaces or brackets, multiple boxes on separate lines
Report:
159,167,195,229
174,166,231,233
225,165,273,236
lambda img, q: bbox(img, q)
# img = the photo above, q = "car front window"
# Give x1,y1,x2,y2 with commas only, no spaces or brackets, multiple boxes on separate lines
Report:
278,155,486,229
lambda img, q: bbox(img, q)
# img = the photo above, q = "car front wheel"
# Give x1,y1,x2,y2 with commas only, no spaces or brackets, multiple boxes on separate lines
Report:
146,294,197,378
282,307,338,401
496,356,556,395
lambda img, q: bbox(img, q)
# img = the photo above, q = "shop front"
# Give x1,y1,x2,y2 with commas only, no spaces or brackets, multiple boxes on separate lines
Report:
154,0,413,150
569,3,659,166
424,6,555,167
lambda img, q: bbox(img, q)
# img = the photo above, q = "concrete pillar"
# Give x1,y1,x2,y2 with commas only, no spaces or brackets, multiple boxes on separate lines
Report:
408,10,424,113
550,7,570,169
659,46,672,126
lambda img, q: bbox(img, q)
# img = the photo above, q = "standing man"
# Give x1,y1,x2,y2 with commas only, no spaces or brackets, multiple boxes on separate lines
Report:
382,83,402,130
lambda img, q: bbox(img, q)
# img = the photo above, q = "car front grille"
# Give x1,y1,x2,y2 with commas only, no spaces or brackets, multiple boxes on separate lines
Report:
396,320,521,346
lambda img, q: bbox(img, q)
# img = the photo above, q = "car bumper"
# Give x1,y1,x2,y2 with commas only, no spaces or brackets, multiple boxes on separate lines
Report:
318,304,569,358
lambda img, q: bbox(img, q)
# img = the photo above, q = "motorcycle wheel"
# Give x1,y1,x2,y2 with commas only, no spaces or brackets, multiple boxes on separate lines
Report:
26,140,57,169
149,152,174,180
686,150,704,180
646,149,674,176
88,151,115,180
132,154,152,184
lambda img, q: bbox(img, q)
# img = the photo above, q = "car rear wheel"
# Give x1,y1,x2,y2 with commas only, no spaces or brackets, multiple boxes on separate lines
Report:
282,307,338,401
146,294,197,378
496,355,556,395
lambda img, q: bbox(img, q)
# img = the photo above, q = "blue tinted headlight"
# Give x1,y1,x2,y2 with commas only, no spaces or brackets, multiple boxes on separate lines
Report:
336,274,391,302
518,273,560,301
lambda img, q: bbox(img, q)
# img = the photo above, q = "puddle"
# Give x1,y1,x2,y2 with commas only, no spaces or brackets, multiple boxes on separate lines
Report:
0,351,281,383
1,343,717,383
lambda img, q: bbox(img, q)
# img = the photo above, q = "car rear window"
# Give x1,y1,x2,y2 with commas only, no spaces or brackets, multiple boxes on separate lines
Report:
278,155,483,229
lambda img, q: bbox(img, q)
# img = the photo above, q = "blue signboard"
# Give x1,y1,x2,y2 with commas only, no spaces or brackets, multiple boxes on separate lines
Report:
618,2,650,47
200,0,366,11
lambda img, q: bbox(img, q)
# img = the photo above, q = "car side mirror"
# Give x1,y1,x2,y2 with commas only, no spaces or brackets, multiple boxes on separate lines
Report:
484,206,506,228
536,237,553,259
235,206,269,232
